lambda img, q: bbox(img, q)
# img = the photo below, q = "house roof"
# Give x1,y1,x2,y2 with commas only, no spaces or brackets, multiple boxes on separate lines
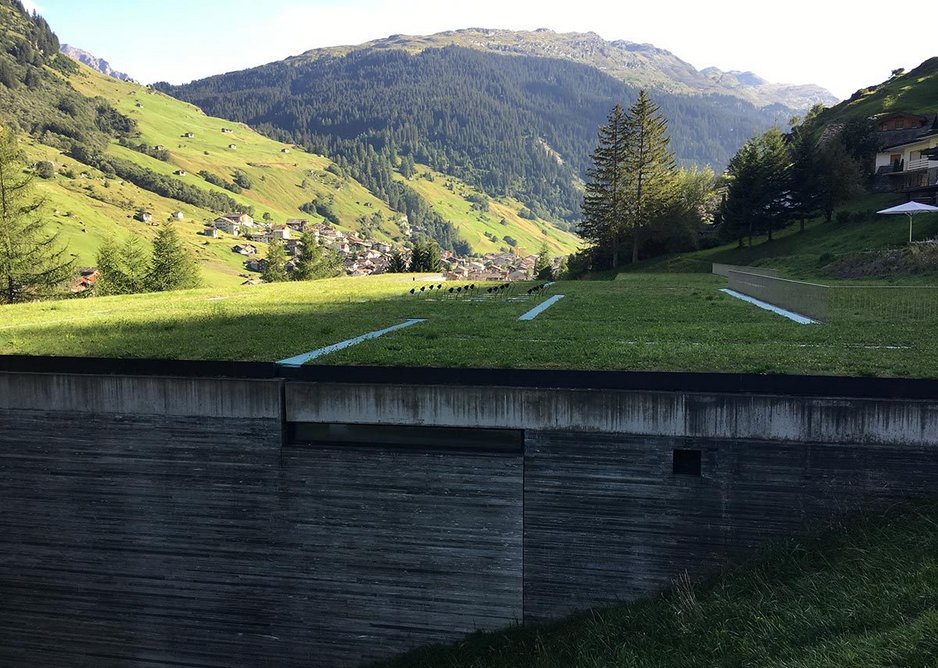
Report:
876,113,938,149
879,131,938,151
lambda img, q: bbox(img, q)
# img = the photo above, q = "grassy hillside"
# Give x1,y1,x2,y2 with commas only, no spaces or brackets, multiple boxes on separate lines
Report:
21,62,403,286
23,61,583,288
823,57,938,121
24,137,250,287
67,66,398,235
394,164,580,256
375,501,938,667
624,193,938,282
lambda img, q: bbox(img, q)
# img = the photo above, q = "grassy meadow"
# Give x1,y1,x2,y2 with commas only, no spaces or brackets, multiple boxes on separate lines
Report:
3,272,938,377
394,164,580,256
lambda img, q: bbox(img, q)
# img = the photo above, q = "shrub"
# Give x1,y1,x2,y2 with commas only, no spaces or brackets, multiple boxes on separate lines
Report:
35,161,54,179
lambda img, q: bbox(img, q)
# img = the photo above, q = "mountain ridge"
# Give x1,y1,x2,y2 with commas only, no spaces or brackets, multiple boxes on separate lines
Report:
286,28,837,110
61,44,133,81
162,40,796,224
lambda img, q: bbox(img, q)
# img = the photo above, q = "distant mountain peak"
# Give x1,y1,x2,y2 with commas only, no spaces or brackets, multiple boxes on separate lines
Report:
61,44,133,81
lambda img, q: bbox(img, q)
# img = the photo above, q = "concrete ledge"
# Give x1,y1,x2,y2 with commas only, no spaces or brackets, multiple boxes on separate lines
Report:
286,382,938,447
0,372,284,419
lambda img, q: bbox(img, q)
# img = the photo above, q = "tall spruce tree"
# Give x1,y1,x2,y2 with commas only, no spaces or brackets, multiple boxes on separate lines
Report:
788,108,825,232
145,222,201,291
721,128,791,246
388,249,408,273
96,235,149,295
621,90,679,263
0,128,73,303
534,244,553,280
262,238,289,282
581,104,629,268
409,238,441,272
581,93,678,267
292,233,342,281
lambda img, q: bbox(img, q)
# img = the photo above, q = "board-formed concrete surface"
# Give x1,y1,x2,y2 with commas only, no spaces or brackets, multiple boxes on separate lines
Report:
2,367,937,666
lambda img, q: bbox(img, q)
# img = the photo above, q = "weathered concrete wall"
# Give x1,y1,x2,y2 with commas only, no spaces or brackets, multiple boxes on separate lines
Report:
287,382,938,446
0,373,522,667
2,369,938,667
0,371,283,418
522,430,938,620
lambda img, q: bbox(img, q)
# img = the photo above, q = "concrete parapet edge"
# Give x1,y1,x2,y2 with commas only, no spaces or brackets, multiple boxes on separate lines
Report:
286,382,938,447
0,372,284,419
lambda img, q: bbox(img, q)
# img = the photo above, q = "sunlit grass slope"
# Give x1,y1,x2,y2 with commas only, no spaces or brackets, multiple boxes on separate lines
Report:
394,164,580,256
23,63,402,287
68,63,398,234
25,139,248,287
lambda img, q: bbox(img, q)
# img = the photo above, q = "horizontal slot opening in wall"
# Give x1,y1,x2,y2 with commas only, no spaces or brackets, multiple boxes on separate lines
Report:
288,422,524,454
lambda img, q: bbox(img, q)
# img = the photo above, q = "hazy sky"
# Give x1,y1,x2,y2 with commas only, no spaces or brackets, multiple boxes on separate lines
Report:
24,0,927,101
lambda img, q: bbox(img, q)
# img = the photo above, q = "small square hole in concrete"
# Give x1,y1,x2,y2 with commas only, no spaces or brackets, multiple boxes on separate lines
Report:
673,448,702,476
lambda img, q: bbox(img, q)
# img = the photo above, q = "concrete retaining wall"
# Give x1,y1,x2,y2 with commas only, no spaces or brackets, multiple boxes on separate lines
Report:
2,368,937,667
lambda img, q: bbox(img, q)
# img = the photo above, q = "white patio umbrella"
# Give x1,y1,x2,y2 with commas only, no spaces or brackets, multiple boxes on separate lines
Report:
876,200,938,243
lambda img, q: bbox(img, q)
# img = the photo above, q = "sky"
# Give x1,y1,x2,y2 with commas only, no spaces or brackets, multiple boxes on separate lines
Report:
22,0,929,101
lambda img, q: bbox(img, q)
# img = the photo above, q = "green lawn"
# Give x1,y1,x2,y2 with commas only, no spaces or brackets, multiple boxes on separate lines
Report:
373,501,938,668
4,273,938,378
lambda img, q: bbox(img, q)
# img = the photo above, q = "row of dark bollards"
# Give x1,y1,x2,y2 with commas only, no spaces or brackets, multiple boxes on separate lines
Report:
405,282,550,300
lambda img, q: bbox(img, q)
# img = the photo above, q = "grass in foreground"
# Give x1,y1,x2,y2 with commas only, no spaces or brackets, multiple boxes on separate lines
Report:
374,501,938,668
3,273,938,377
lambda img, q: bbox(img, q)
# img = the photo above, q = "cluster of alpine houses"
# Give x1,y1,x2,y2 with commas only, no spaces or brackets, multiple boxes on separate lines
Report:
205,214,395,278
204,213,568,281
443,251,564,281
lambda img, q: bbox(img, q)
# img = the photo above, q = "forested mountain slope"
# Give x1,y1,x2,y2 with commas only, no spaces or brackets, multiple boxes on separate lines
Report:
161,35,815,224
290,28,836,110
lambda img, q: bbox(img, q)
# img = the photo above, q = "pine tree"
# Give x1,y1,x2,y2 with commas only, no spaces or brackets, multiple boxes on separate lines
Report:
816,139,862,223
388,249,408,273
788,109,825,232
534,244,553,280
722,128,792,246
581,93,678,267
758,127,792,242
621,90,679,263
145,222,201,291
292,233,342,281
96,235,149,295
408,238,441,272
0,128,73,303
262,238,289,282
581,104,629,268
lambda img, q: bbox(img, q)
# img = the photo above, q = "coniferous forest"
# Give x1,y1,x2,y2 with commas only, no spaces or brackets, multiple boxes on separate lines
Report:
161,46,790,227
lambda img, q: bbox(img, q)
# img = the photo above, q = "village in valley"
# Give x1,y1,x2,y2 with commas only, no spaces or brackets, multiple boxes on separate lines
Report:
202,212,564,285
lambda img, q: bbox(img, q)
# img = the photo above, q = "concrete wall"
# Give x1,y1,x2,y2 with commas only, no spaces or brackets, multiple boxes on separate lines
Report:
2,369,938,667
286,381,938,447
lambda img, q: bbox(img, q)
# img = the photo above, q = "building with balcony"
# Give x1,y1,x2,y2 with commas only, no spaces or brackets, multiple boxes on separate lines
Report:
872,113,938,198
